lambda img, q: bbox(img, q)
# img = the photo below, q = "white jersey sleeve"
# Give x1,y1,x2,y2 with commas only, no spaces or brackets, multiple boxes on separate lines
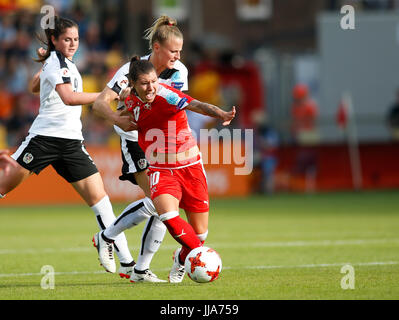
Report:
158,60,189,92
43,52,72,88
107,62,130,95
171,61,189,92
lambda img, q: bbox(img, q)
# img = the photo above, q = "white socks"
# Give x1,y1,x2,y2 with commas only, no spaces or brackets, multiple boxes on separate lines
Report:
197,230,208,243
135,215,167,271
91,195,133,264
102,196,167,272
104,199,150,239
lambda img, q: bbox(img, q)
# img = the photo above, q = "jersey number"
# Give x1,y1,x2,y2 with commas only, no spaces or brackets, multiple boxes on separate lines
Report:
149,171,160,188
73,78,78,92
133,106,140,121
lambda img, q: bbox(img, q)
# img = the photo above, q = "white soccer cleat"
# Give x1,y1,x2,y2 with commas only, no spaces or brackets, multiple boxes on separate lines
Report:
168,248,185,283
92,231,116,273
118,262,136,279
130,269,167,283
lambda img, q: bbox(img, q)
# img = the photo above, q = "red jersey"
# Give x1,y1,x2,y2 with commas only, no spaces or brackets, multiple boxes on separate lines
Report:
125,83,199,168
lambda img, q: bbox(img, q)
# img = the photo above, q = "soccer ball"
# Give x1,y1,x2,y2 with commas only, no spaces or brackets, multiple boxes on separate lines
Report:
184,246,222,283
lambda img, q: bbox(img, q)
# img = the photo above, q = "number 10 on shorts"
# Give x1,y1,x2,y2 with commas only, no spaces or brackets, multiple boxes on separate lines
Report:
150,171,160,188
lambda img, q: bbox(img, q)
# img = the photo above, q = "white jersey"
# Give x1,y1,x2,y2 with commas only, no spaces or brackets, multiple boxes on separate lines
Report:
107,54,188,141
29,51,84,140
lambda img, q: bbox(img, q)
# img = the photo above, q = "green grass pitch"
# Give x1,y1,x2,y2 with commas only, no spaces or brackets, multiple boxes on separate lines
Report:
0,191,398,300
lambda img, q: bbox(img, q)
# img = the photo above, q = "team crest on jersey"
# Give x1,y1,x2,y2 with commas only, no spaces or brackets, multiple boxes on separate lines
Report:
23,153,34,164
125,99,134,109
144,103,151,110
137,158,148,169
60,67,70,77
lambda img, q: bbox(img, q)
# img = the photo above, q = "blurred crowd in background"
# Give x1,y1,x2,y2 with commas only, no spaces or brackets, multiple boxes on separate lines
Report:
1,0,399,195
0,1,127,149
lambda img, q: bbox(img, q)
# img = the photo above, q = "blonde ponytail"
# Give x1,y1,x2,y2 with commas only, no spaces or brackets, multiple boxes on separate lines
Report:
143,15,183,50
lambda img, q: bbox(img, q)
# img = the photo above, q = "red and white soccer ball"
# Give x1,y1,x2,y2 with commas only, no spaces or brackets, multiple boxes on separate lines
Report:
184,246,222,283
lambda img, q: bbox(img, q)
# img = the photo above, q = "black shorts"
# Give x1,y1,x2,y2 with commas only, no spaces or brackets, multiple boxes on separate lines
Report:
119,137,149,185
12,134,99,183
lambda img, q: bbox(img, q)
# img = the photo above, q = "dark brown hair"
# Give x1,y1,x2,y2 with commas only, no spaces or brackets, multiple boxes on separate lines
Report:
128,55,156,84
35,16,78,63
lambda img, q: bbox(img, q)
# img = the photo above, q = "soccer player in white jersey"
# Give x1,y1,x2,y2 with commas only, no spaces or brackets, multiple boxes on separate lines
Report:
0,17,136,276
92,15,190,283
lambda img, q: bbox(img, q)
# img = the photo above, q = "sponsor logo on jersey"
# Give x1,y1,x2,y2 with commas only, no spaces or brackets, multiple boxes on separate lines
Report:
177,97,188,110
171,81,184,90
23,153,34,164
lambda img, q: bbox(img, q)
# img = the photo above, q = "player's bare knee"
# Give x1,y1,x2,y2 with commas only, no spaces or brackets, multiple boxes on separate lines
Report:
186,211,209,235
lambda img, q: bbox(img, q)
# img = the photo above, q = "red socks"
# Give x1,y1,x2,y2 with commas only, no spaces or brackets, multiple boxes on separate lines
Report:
160,213,202,250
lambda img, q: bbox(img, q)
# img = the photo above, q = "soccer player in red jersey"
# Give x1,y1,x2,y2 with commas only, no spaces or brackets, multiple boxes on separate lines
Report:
127,56,235,282
98,56,235,282
93,16,191,282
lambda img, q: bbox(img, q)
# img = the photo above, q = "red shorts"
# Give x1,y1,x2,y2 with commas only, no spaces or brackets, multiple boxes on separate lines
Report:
148,162,209,213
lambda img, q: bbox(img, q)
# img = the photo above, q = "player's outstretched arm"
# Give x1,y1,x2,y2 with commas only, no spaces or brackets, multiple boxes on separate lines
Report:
31,75,101,106
93,86,137,131
55,83,100,106
186,100,236,126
